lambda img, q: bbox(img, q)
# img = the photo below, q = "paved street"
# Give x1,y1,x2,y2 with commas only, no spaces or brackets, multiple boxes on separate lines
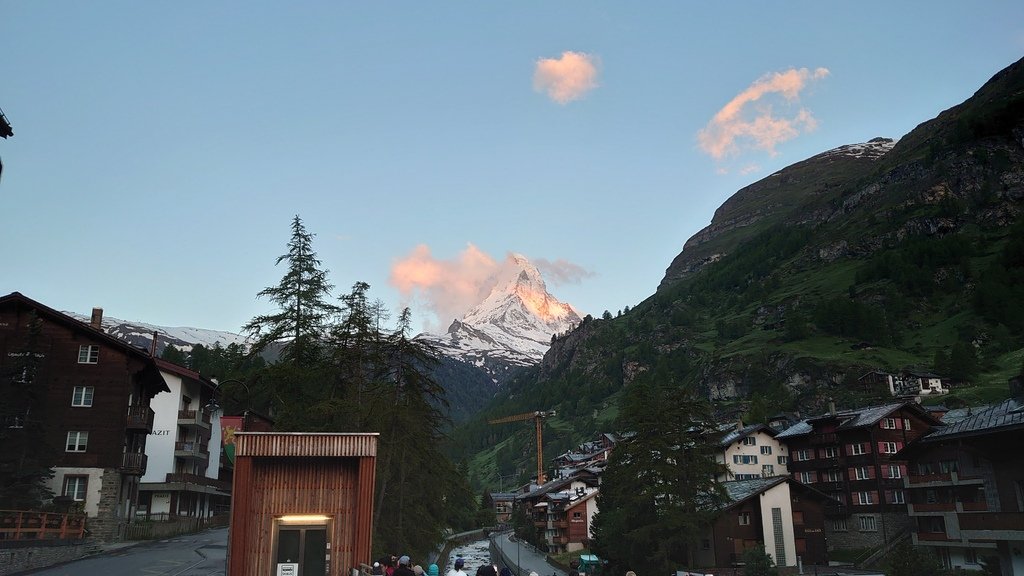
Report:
491,531,565,576
26,528,227,576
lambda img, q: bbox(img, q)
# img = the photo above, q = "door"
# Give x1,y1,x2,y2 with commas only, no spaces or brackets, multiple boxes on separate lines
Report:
274,523,329,576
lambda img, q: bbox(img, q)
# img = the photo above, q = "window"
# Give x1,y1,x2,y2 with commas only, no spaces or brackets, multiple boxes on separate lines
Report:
939,460,959,473
855,467,871,480
881,442,898,454
850,443,867,455
903,418,912,430
738,512,751,526
882,418,897,429
888,465,903,479
963,548,978,565
66,431,88,452
792,511,804,526
760,445,772,455
826,469,843,482
62,475,88,501
77,345,99,364
572,512,582,519
799,471,816,484
741,436,757,446
733,455,758,465
762,464,774,476
777,455,788,465
794,449,812,461
857,491,873,505
858,515,877,531
735,474,759,480
891,490,905,504
701,539,711,551
823,446,838,458
71,386,94,407
832,518,848,531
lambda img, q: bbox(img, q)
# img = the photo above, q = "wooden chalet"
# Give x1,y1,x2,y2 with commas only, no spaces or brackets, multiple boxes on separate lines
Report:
0,292,170,541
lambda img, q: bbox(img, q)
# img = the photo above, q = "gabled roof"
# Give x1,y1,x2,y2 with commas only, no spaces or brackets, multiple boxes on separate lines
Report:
154,357,218,393
716,422,776,448
0,291,170,393
921,398,1024,441
718,476,838,511
776,401,941,439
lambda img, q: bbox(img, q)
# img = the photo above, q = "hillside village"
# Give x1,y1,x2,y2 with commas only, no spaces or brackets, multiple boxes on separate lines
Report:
498,387,1024,574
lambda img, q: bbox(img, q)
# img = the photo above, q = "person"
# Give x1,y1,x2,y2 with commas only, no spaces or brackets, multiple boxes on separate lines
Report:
372,563,384,576
448,557,467,576
386,557,398,576
500,566,513,576
428,564,440,576
394,556,416,576
476,564,498,576
624,571,636,576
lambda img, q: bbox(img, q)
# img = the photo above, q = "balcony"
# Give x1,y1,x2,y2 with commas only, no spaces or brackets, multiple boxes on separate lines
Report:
174,441,209,461
126,405,155,433
178,409,211,429
825,503,848,517
119,452,148,475
959,512,1024,536
909,502,955,515
959,501,988,512
906,471,984,488
166,473,231,492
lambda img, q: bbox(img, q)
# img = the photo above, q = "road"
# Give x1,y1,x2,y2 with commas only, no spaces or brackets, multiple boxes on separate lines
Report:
491,531,566,576
26,527,227,576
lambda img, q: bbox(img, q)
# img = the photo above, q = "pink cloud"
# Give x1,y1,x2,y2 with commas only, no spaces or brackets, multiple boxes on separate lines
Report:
533,51,599,104
698,67,830,160
533,258,595,286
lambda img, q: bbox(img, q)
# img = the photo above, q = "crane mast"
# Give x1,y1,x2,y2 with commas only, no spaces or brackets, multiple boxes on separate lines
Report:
488,410,556,485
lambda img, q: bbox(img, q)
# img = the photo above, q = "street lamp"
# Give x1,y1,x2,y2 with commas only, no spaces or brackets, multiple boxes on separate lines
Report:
204,378,253,424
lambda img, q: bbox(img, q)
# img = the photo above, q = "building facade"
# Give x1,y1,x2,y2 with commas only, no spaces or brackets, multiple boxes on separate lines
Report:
138,359,226,520
897,397,1024,576
777,401,942,550
0,292,169,541
715,422,790,481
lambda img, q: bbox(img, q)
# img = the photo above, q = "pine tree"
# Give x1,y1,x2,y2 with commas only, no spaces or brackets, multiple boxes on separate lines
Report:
592,367,727,576
243,215,340,368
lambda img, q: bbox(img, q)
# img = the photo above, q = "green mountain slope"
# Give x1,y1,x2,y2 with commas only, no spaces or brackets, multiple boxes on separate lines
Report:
451,56,1024,488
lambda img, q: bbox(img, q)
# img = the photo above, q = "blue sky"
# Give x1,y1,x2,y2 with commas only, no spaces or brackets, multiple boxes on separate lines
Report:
3,2,1022,334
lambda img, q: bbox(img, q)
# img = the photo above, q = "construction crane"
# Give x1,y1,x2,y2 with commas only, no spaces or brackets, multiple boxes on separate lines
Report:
488,410,556,484
0,107,12,181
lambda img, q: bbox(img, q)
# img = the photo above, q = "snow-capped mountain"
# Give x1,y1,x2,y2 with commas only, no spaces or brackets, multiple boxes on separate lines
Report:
66,311,247,354
419,254,582,381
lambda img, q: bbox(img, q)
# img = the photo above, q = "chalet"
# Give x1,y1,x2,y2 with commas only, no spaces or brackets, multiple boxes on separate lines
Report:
895,397,1024,575
490,492,517,524
776,401,943,551
518,473,600,554
138,359,226,520
858,369,950,398
714,422,789,481
694,476,834,569
0,292,169,541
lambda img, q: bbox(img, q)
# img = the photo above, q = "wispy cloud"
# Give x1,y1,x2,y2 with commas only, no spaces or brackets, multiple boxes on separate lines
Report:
533,51,599,104
533,258,595,286
698,67,829,162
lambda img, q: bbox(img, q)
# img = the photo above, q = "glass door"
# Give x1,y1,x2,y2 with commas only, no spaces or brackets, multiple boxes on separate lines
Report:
273,521,329,576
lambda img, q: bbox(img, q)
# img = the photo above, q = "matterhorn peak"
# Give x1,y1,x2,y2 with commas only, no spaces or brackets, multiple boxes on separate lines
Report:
420,253,582,382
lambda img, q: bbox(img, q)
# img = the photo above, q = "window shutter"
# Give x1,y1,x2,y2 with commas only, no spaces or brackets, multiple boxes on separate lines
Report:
895,418,904,429
885,490,892,503
877,441,885,453
848,468,857,480
872,490,879,504
845,444,853,456
869,467,876,479
897,441,904,451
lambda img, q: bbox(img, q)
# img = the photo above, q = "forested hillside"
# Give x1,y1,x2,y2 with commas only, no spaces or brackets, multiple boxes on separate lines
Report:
452,56,1024,490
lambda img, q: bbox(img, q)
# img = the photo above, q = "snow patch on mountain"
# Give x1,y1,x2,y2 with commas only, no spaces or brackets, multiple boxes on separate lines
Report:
820,137,897,160
419,254,582,381
66,312,247,353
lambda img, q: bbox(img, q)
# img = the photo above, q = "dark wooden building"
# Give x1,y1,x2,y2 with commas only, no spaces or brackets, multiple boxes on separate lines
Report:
228,432,378,576
695,476,834,569
776,401,943,550
895,397,1024,575
0,292,169,541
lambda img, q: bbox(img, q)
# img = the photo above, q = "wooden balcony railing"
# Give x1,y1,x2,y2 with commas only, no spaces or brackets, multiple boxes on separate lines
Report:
0,510,86,540
119,452,148,475
959,512,1024,532
174,441,210,459
177,409,211,428
166,473,231,491
126,405,155,433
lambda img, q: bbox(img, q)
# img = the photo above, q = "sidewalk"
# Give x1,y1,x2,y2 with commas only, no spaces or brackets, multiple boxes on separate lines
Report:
491,531,566,576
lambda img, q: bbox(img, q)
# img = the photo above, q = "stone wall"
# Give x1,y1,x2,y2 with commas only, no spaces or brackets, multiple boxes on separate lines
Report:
88,468,126,542
0,541,91,576
826,512,913,552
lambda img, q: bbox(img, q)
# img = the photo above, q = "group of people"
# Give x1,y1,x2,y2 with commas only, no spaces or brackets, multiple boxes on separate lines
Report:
371,554,440,576
446,556,523,576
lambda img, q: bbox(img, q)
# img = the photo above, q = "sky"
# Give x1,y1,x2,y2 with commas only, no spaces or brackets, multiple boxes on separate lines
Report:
2,2,1023,335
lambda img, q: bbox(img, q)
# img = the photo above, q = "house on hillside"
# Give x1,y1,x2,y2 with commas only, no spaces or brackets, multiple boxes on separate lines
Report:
714,422,789,481
895,397,1024,575
138,359,227,520
693,476,835,569
0,292,170,541
777,401,943,551
858,369,950,397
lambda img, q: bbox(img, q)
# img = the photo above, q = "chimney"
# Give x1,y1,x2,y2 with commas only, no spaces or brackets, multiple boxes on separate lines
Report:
90,307,103,329
828,400,836,415
150,331,159,356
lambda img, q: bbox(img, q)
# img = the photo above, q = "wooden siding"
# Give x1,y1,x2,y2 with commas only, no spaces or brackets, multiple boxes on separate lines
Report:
229,433,377,576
